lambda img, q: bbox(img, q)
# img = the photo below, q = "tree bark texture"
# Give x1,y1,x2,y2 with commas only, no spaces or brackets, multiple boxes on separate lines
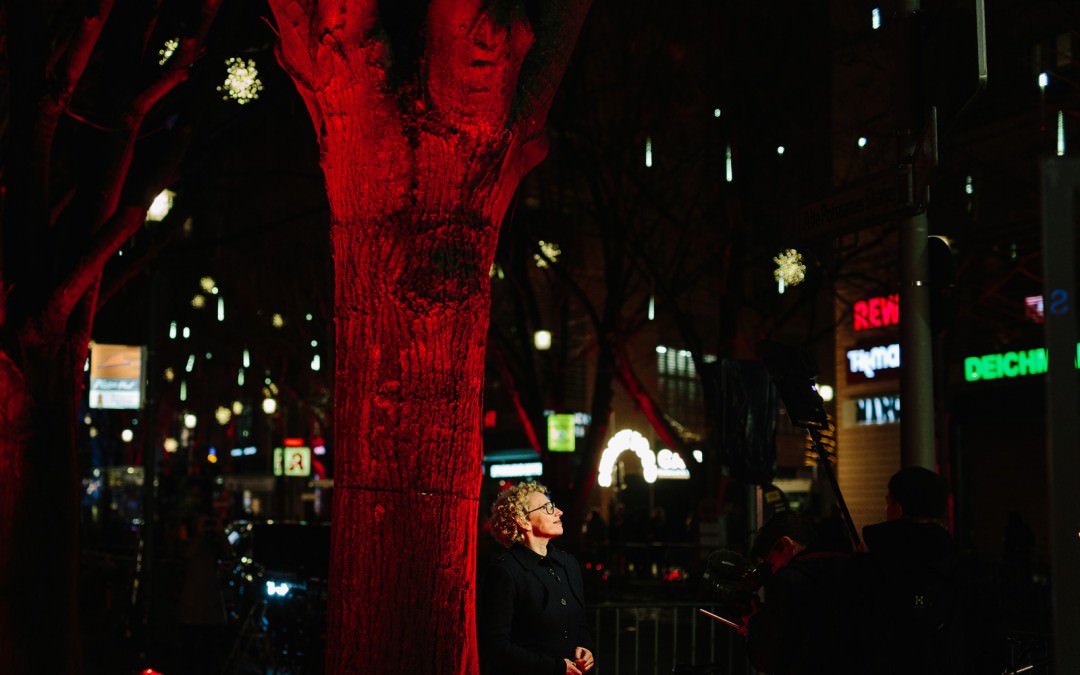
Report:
267,1,591,672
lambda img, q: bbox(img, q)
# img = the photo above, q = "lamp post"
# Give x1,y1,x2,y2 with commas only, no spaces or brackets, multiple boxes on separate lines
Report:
263,395,278,515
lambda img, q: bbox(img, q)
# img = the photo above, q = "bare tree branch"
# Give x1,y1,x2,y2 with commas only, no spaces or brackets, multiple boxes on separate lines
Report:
426,0,532,132
26,1,115,218
269,0,393,168
89,0,221,231
614,343,691,458
47,205,144,330
513,0,592,167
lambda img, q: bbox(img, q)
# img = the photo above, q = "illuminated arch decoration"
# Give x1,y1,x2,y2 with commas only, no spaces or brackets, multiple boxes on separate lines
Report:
597,429,657,487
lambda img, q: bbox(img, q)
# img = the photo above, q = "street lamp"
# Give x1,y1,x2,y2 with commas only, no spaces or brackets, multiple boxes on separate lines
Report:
534,330,552,351
146,189,175,222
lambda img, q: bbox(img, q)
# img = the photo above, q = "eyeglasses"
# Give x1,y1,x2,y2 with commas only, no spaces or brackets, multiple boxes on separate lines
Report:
525,501,557,516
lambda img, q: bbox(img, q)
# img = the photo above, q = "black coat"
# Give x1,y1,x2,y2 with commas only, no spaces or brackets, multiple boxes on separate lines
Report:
478,544,593,675
849,519,966,675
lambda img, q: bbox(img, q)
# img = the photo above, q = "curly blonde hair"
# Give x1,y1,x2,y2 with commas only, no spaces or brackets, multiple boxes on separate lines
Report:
487,481,549,549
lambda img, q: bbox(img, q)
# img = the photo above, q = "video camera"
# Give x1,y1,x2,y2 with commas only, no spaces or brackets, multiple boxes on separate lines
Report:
701,549,772,622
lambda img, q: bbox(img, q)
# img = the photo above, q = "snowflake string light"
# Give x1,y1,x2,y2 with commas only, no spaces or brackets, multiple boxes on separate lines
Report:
218,57,263,105
534,240,562,268
158,38,179,66
773,248,806,294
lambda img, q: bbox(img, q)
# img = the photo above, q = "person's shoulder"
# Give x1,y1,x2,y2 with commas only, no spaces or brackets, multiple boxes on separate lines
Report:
547,545,579,566
487,546,515,567
863,519,955,561
487,544,532,572
481,549,518,587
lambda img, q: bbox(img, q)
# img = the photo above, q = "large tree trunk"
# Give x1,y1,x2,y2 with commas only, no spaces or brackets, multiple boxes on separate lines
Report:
267,1,591,672
327,163,506,674
0,305,95,674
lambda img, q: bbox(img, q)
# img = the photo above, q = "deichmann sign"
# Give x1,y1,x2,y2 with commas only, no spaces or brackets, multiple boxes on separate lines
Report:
89,343,146,410
963,344,1080,381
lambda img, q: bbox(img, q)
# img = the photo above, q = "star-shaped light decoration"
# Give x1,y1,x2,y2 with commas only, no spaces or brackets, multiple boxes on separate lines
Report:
534,240,562,268
158,38,179,66
218,57,263,105
773,248,806,294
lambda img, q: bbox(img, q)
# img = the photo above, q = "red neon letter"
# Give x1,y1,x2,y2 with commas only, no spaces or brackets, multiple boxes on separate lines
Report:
867,297,882,328
882,293,900,326
854,300,869,330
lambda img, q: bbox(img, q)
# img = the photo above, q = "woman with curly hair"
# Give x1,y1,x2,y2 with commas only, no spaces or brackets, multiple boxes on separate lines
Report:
478,481,595,675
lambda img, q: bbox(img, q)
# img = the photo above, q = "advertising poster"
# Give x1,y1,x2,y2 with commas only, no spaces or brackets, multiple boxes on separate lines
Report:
89,343,146,410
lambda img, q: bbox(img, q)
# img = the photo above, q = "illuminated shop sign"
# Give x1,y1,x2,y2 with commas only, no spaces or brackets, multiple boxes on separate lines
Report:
1024,295,1044,323
963,344,1080,381
656,449,690,479
273,446,311,477
544,411,591,452
547,414,576,452
855,395,901,425
489,462,544,479
854,294,899,331
846,343,901,383
89,343,147,410
597,429,692,486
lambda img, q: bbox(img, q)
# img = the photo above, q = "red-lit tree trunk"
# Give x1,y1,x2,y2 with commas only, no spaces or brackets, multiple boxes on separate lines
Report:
266,1,591,672
0,4,220,673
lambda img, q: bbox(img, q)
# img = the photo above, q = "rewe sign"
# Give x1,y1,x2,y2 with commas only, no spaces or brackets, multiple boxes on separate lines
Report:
854,294,899,331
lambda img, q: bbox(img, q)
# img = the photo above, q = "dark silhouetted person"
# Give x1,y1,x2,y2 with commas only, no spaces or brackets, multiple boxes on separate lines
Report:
176,509,229,674
741,512,857,675
850,466,966,674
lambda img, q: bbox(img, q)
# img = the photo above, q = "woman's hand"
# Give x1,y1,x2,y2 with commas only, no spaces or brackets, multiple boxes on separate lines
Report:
563,658,582,674
573,646,595,672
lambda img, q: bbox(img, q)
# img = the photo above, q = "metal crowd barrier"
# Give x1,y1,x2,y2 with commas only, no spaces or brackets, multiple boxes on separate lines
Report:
588,602,752,675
